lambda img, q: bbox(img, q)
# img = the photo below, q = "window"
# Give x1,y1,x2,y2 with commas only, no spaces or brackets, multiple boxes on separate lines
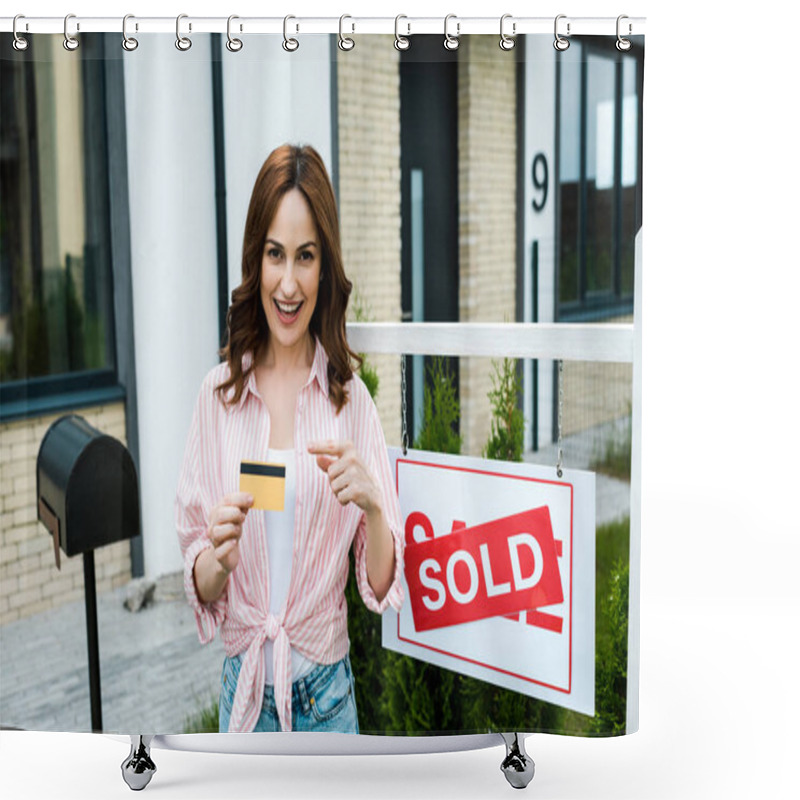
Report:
556,38,643,321
0,34,120,418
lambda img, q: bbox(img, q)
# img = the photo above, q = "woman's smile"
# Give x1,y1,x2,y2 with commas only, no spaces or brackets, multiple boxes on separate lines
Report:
273,298,304,324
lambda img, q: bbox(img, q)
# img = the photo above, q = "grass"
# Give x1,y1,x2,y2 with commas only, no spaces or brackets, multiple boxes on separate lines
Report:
182,696,219,734
590,414,632,481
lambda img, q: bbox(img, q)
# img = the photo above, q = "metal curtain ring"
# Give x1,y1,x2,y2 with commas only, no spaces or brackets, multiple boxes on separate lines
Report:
12,15,29,51
283,15,299,52
122,14,139,51
226,15,243,52
394,15,410,51
554,14,570,51
444,14,459,51
176,14,192,51
616,15,632,51
338,15,355,51
63,13,79,51
499,14,516,51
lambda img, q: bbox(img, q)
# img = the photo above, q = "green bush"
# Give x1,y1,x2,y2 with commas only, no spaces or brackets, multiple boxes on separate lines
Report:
484,358,524,463
592,557,629,735
182,696,219,734
413,356,462,455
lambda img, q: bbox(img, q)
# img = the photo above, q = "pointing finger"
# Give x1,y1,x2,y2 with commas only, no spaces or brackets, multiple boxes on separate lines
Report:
307,440,347,456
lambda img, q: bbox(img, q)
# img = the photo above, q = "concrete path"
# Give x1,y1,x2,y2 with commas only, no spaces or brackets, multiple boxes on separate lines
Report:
523,419,632,528
0,571,225,734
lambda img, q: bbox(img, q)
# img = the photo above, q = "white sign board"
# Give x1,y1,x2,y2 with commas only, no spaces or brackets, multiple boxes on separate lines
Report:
382,447,596,716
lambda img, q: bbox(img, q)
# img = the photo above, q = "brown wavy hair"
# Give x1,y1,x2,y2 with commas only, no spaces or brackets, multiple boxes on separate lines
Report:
216,144,360,412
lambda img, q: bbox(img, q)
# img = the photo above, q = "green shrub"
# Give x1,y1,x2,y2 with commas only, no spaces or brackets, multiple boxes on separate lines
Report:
380,651,461,733
414,356,462,454
484,358,524,462
591,557,629,735
182,696,219,734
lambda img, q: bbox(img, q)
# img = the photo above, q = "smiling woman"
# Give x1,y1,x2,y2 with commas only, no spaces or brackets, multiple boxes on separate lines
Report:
260,189,321,365
174,144,404,735
218,145,356,413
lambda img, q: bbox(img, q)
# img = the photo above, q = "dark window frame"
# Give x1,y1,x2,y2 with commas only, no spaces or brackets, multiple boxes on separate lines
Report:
554,36,644,323
0,33,130,423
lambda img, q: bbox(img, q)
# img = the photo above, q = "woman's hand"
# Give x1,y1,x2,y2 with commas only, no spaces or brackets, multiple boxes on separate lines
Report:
308,440,381,514
308,439,396,602
207,492,254,574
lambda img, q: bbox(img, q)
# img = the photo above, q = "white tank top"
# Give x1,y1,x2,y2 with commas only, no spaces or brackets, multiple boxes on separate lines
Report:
262,448,317,684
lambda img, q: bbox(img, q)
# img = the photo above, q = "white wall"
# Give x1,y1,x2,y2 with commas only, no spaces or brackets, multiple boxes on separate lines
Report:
221,36,334,297
124,35,334,579
124,36,229,578
522,36,557,451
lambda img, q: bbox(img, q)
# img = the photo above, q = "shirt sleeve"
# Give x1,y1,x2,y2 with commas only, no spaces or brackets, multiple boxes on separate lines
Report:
175,379,227,643
352,385,405,614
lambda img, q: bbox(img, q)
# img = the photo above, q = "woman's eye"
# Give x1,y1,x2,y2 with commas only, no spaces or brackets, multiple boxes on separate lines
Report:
299,250,314,262
266,247,281,260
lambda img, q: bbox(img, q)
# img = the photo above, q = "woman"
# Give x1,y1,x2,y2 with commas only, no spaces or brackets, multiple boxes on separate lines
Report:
175,144,404,734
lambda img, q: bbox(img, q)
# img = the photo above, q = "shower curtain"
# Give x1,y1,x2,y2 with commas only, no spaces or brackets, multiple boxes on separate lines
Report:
0,19,644,741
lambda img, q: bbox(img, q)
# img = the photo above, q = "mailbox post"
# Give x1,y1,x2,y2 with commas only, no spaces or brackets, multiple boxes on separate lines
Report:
36,415,140,733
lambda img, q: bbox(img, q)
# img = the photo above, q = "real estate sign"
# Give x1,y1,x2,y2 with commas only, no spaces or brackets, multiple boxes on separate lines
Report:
383,448,596,716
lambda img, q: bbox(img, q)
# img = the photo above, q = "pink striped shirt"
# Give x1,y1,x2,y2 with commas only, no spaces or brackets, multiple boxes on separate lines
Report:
175,340,404,733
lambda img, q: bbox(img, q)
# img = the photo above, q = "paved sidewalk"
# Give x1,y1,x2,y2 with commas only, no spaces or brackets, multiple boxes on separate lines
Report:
523,416,633,529
0,571,225,734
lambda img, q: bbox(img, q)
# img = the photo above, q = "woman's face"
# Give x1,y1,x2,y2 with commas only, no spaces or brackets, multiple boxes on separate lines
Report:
260,188,321,358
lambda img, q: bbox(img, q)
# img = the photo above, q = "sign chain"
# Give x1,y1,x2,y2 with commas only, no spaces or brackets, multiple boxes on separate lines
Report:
556,360,564,478
401,354,409,455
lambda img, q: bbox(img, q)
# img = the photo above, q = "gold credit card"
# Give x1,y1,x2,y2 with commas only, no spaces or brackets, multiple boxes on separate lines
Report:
239,461,286,511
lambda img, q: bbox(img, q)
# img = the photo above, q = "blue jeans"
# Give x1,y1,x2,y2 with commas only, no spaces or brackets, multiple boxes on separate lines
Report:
218,652,359,733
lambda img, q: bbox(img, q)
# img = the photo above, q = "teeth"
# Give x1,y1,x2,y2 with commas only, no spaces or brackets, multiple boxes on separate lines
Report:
276,300,301,315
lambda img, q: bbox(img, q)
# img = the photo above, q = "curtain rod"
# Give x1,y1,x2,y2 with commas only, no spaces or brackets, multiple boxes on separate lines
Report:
0,15,646,37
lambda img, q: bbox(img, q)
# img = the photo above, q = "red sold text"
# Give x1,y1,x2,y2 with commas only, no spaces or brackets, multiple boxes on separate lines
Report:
403,506,564,632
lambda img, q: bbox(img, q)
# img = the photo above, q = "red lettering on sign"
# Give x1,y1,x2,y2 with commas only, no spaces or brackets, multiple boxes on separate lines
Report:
404,506,563,632
503,609,564,634
405,511,434,546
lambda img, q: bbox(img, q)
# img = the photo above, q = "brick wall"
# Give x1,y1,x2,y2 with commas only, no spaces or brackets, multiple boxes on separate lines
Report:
0,403,132,625
457,37,518,456
337,36,403,446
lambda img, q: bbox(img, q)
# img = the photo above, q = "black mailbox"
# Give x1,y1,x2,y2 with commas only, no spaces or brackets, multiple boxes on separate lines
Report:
35,414,140,732
37,414,140,569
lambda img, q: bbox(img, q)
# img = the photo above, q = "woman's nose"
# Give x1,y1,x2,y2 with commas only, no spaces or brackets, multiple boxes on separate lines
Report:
280,261,298,293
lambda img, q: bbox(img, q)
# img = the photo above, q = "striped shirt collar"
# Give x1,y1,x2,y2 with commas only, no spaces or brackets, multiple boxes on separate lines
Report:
240,336,329,403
